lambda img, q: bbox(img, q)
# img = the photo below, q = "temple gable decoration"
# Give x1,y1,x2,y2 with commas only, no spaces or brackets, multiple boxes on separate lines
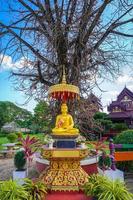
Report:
108,87,133,128
117,87,133,103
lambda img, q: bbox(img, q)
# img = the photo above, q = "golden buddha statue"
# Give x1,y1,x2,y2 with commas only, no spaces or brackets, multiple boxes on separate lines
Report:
52,103,79,135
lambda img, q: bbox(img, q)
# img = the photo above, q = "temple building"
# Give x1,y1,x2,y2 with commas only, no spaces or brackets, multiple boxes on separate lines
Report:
108,87,133,128
82,92,102,113
88,92,103,112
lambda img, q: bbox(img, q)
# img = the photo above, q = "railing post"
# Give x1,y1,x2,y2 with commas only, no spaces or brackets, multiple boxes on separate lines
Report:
109,139,116,170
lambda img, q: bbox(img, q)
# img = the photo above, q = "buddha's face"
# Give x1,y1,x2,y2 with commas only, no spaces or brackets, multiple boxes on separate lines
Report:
61,104,68,114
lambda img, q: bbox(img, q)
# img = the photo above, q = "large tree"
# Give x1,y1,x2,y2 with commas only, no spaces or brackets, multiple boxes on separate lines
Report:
0,101,32,130
0,1,133,134
31,101,51,132
0,0,133,99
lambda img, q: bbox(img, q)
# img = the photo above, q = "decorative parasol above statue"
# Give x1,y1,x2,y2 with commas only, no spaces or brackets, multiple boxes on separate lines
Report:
48,66,79,136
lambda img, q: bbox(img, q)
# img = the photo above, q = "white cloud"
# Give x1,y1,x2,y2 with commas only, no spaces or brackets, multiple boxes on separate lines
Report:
128,85,133,91
0,54,13,70
116,74,133,84
105,90,119,97
101,90,119,113
0,54,32,72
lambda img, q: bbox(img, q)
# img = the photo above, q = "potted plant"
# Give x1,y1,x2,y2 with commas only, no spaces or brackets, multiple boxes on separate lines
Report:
20,135,41,175
87,138,108,165
13,150,27,184
76,135,86,148
98,150,112,170
0,179,28,200
24,178,47,200
83,174,133,200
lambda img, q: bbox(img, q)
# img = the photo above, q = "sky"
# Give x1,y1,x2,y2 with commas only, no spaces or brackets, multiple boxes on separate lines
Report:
0,1,133,113
0,70,37,112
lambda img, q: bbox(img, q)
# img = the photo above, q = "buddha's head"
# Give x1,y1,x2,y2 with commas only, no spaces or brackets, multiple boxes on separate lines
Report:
61,103,68,114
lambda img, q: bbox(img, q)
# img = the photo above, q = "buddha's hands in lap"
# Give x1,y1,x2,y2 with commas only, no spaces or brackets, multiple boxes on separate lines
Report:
65,125,73,131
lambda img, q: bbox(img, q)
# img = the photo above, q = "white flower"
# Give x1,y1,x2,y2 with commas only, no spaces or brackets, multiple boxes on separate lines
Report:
76,135,86,143
44,134,54,144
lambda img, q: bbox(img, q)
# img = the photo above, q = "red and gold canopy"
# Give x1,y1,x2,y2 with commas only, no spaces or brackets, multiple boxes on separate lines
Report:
48,68,80,101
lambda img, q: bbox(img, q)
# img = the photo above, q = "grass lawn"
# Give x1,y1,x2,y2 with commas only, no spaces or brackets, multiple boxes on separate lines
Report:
0,133,44,149
0,137,8,150
0,137,8,145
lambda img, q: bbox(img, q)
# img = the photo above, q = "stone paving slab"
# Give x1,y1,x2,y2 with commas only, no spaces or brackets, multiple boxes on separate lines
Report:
0,158,38,181
125,178,133,193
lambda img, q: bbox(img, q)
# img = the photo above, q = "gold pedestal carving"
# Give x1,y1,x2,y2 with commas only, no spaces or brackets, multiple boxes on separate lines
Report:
40,159,88,191
40,148,89,191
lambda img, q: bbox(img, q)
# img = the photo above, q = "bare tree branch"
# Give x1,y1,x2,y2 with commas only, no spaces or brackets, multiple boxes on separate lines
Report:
111,30,133,37
83,0,112,44
0,21,56,67
0,0,132,120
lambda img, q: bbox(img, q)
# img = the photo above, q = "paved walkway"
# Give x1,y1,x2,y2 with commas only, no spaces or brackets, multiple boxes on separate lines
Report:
125,173,133,194
0,158,38,180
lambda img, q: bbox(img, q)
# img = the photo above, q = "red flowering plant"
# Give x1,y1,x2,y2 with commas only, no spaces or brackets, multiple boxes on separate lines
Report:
91,138,108,155
86,138,108,164
20,135,42,175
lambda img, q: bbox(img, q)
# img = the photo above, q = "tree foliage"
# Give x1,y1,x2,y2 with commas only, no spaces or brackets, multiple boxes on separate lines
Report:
31,101,51,132
93,111,113,133
0,101,32,130
0,100,51,132
111,122,128,131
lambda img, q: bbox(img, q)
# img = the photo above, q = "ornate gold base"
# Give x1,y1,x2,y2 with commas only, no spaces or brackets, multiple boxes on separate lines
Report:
40,159,88,191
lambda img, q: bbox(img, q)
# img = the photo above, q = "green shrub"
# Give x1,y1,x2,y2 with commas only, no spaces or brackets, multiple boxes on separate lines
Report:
0,179,28,200
112,123,128,131
83,174,107,197
0,131,7,137
83,174,133,200
24,179,47,200
14,151,26,171
7,133,17,143
114,129,133,172
115,129,133,144
0,178,46,200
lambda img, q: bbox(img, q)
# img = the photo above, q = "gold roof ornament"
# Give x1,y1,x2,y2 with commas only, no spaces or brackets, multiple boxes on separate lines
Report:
48,65,80,101
62,65,66,84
